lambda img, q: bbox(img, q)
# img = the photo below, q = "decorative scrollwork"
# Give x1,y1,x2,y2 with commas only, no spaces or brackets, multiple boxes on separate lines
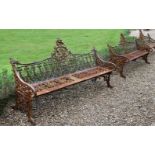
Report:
139,29,145,40
107,44,130,78
92,48,116,70
139,30,155,44
135,39,152,52
52,39,72,62
10,58,36,124
138,30,155,50
120,33,127,45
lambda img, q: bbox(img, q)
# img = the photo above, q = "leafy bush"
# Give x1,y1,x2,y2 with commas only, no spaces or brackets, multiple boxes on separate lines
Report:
0,69,15,99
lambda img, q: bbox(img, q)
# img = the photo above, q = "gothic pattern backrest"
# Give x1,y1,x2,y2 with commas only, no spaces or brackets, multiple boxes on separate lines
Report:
108,40,137,56
73,53,96,70
121,41,137,53
50,39,96,75
120,33,127,46
119,33,137,53
108,44,125,55
135,38,148,51
51,39,72,62
139,29,150,42
11,57,55,84
10,39,96,84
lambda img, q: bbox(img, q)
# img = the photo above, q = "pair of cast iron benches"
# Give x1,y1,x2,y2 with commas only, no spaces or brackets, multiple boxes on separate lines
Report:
107,33,152,78
10,39,116,125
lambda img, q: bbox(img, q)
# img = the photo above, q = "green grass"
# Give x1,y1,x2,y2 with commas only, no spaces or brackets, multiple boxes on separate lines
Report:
0,29,128,72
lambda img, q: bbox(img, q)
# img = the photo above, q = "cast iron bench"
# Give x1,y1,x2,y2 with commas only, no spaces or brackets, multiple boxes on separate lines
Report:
107,34,151,78
139,29,155,50
10,39,116,125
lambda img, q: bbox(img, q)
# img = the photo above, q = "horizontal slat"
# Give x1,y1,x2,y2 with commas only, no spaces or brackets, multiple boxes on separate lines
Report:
123,50,148,61
34,66,112,96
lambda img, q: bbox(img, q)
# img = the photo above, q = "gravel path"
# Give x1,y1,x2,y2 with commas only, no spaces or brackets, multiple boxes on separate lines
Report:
0,30,155,126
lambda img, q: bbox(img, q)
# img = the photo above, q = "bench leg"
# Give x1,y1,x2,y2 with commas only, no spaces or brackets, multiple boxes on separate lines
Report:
91,77,98,83
142,54,150,64
27,98,36,126
12,92,36,125
103,73,113,88
118,66,126,78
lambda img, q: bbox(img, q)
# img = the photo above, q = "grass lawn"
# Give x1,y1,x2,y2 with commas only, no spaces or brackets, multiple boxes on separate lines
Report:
0,29,127,71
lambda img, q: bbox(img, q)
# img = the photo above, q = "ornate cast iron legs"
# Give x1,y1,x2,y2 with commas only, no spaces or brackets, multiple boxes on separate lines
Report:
142,54,150,64
91,73,113,88
103,73,113,88
27,98,36,125
91,77,98,83
118,65,126,78
12,92,36,125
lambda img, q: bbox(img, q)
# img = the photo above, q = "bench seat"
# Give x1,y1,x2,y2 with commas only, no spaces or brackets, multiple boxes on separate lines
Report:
123,50,148,61
33,66,113,96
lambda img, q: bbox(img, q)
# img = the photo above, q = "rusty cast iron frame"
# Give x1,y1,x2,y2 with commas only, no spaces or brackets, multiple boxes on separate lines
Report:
10,39,116,125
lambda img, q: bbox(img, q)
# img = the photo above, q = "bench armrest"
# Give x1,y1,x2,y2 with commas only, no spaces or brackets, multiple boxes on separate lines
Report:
102,61,117,71
10,58,36,97
135,39,153,52
109,55,129,70
92,48,116,70
107,44,129,67
16,71,36,96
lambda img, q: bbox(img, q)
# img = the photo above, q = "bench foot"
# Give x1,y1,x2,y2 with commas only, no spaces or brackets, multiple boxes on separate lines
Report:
142,54,150,64
119,66,126,78
103,73,113,88
120,73,126,79
28,118,36,126
27,99,36,125
106,77,113,88
91,77,98,83
107,84,113,89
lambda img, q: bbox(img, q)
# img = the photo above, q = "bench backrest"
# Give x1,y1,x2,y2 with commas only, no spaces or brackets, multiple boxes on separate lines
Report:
108,35,149,58
109,33,148,56
108,42,137,56
139,29,151,42
10,40,96,84
119,33,137,53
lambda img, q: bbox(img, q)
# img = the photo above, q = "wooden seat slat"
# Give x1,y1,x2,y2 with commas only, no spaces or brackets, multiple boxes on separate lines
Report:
123,50,148,61
34,66,112,96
